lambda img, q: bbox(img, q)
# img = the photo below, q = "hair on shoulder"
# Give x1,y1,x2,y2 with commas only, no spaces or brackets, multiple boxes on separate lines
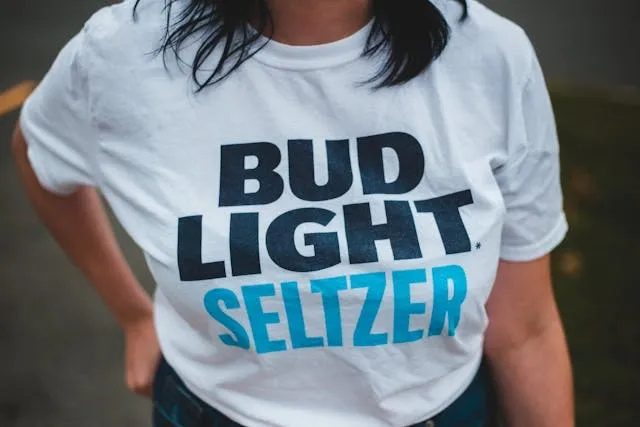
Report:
133,0,468,91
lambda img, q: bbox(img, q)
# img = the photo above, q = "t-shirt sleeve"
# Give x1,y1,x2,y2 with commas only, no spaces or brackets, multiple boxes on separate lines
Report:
496,49,569,262
20,30,97,196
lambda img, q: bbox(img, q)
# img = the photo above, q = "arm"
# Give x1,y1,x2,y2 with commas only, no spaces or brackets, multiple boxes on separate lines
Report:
11,124,152,326
484,255,574,427
12,124,159,396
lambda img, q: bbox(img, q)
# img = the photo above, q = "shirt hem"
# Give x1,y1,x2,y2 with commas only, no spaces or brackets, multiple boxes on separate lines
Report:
19,112,74,197
499,213,569,262
404,351,484,425
160,343,484,427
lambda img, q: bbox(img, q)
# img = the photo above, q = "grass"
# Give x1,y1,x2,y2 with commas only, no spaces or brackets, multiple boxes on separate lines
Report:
549,92,640,426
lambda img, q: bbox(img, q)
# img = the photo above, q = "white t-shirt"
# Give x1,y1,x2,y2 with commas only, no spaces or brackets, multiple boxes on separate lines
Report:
20,0,568,426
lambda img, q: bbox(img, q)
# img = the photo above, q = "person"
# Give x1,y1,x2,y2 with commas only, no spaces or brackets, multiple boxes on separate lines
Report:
11,0,574,426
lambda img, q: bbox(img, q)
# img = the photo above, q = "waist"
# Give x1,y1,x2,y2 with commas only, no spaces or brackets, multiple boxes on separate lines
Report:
153,350,495,427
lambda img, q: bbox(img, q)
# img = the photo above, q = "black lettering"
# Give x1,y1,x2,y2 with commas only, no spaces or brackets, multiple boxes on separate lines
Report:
357,132,425,195
178,216,226,281
266,208,341,272
343,201,422,264
219,142,284,207
288,139,353,201
229,213,261,277
414,190,474,254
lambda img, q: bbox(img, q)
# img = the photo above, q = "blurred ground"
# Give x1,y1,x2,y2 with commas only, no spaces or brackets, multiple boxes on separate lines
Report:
1,121,154,426
1,1,639,427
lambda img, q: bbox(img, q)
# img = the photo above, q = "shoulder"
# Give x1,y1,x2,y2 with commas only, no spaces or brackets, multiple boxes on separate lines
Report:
439,0,537,88
76,0,167,67
64,0,175,108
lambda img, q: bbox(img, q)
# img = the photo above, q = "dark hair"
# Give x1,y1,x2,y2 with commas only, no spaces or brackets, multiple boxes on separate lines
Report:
134,0,468,91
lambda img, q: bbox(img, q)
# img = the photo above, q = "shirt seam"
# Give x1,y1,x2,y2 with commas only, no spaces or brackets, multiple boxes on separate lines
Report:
492,39,542,180
80,22,107,194
248,50,367,72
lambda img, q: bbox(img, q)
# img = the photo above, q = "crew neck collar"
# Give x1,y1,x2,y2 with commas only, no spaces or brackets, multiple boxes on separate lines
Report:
249,18,375,70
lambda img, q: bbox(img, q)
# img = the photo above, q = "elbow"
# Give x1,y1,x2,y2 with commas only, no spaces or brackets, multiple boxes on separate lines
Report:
484,313,567,363
11,123,27,161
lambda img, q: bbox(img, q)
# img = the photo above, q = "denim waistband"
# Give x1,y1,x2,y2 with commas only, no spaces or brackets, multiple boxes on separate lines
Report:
152,356,498,427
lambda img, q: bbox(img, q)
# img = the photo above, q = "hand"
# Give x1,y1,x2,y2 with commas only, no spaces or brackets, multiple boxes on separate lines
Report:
123,312,161,398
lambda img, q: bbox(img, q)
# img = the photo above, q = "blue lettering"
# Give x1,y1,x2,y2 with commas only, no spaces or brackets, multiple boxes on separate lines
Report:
428,265,468,336
392,269,427,344
242,284,287,354
281,282,324,349
351,272,388,346
203,288,250,349
311,276,348,347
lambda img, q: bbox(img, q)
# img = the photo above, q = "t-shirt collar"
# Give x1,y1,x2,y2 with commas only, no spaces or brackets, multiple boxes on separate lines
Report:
249,18,375,70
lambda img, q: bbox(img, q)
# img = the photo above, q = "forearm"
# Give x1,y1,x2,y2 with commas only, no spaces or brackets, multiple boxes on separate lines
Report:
485,315,574,427
12,127,152,327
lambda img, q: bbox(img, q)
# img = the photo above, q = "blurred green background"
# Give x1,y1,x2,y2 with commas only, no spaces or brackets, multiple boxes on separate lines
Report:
550,92,640,426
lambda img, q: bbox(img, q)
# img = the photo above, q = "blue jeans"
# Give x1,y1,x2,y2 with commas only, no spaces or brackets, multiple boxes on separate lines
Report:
152,357,498,427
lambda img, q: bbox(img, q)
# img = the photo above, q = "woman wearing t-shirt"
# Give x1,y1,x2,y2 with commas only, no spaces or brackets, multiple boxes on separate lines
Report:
11,0,574,426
